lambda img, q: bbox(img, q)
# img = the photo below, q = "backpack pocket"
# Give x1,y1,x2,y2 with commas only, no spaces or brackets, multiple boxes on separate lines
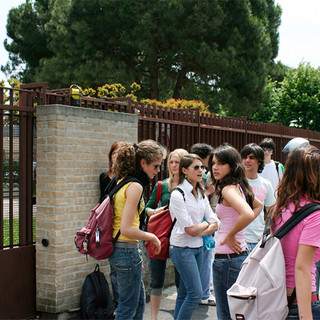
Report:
227,284,257,320
75,228,92,254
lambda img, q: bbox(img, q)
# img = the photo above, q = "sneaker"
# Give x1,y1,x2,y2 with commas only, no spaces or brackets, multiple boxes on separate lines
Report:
200,294,216,306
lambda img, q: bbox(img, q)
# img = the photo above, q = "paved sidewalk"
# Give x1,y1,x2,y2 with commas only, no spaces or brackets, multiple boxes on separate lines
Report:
143,286,218,319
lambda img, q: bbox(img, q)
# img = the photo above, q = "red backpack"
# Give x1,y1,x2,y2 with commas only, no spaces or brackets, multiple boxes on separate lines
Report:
75,177,140,260
145,183,184,260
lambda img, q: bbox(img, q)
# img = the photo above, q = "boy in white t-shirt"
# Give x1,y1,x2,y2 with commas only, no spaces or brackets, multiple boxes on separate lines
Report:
258,138,284,196
241,143,276,252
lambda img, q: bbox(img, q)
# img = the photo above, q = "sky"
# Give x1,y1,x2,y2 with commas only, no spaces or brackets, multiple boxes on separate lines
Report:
1,0,320,81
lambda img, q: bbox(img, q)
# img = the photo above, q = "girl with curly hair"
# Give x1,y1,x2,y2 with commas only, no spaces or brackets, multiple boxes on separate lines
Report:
145,148,188,320
209,144,262,320
108,140,166,320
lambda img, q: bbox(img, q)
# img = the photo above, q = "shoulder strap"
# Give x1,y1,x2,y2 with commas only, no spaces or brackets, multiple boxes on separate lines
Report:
173,187,185,200
108,177,141,200
239,182,253,209
273,202,320,239
167,187,185,238
109,177,141,244
274,161,280,181
155,181,162,207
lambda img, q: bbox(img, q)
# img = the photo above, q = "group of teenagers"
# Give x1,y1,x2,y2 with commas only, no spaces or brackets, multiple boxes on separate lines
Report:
99,137,320,320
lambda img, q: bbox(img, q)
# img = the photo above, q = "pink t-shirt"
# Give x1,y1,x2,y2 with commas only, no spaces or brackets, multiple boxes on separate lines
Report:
272,199,320,291
215,187,247,254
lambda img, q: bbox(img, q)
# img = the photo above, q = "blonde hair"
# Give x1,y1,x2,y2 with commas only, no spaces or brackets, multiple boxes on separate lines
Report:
168,148,188,190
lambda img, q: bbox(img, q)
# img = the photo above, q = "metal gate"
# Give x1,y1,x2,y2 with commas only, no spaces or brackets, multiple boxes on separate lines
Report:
0,84,37,319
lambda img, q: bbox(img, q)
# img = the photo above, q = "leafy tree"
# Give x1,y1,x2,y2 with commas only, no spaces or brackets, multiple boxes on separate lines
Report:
3,0,281,116
250,78,280,123
2,0,53,82
252,62,320,131
277,62,320,131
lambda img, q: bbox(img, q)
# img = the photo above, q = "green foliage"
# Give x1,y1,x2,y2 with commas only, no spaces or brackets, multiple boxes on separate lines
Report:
252,62,320,131
81,82,141,102
3,0,281,116
2,0,53,82
3,218,36,246
141,98,210,114
3,160,19,185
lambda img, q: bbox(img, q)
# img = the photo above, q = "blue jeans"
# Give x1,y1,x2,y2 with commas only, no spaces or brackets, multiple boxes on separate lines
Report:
200,248,213,299
170,246,204,320
316,260,320,295
212,254,247,320
108,247,145,320
247,242,258,253
110,263,119,305
286,301,320,319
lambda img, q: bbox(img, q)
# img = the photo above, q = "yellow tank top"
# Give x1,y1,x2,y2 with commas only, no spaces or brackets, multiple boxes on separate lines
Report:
112,181,145,242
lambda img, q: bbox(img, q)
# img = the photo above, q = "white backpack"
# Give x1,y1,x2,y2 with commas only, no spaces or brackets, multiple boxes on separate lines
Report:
227,202,320,320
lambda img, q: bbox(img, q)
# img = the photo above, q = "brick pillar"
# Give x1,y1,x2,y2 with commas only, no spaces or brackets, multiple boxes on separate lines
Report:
36,105,138,315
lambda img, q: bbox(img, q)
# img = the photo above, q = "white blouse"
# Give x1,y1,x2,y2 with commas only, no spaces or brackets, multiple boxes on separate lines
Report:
169,179,219,248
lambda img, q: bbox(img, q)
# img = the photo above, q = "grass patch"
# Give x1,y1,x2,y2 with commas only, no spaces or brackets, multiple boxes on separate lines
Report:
3,218,36,246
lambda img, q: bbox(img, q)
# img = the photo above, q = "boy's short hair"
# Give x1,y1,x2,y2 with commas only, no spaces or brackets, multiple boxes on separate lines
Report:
190,143,214,159
259,138,276,152
240,143,265,173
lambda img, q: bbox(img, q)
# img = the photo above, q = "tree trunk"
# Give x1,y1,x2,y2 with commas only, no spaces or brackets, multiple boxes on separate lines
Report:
149,59,159,100
173,66,188,99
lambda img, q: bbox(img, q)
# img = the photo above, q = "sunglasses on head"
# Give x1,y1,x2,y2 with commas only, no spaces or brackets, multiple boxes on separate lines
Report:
262,147,273,153
191,165,205,171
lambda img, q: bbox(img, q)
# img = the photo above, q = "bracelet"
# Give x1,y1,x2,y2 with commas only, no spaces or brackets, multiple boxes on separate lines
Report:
153,209,156,215
206,221,210,227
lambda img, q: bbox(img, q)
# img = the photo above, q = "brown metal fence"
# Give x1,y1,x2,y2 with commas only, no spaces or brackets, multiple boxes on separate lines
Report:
3,81,320,220
0,84,37,319
1,85,36,249
31,82,320,196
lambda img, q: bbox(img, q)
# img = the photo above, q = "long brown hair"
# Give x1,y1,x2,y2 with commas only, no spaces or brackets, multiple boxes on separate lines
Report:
271,145,320,229
209,144,254,201
108,141,121,176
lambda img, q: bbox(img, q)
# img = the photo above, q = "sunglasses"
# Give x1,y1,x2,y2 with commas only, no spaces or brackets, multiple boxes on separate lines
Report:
262,147,273,153
153,164,161,170
191,165,205,171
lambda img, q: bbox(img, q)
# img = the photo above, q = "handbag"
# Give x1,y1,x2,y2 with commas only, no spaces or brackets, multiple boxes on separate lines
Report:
145,183,183,260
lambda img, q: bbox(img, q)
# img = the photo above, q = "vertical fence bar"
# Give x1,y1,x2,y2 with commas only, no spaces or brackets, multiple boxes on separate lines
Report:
0,88,3,248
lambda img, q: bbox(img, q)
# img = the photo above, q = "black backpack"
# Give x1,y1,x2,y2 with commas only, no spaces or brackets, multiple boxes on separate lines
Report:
80,264,114,319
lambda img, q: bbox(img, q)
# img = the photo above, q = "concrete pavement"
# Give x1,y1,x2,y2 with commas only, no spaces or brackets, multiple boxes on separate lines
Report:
143,286,218,319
